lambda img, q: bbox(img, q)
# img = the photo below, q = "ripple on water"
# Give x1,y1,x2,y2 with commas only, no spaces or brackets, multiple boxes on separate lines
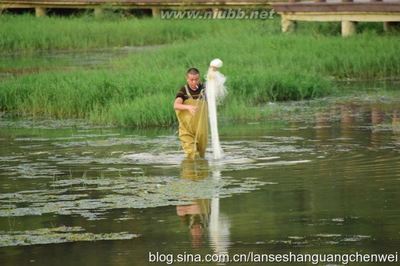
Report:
122,152,184,165
2,162,64,179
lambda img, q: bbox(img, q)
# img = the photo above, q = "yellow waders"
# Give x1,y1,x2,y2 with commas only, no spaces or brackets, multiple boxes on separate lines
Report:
180,158,209,181
176,86,208,160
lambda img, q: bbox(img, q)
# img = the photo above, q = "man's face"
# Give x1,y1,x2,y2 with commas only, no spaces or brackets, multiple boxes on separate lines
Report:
186,73,200,90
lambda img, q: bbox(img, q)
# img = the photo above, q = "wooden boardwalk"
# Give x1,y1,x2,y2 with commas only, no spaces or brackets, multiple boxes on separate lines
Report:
271,0,400,36
1,0,399,36
0,0,272,17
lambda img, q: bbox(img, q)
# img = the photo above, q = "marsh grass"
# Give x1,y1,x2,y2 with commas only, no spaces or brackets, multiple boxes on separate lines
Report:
0,15,399,127
0,14,208,52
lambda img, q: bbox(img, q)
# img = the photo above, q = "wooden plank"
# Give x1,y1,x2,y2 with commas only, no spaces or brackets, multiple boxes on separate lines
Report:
271,1,400,12
0,0,272,4
281,11,400,21
0,0,272,8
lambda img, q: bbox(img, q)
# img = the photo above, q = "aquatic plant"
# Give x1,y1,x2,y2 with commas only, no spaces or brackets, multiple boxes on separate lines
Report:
0,226,138,247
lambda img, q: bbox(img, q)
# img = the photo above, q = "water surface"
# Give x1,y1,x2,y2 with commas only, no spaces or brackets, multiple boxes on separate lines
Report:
0,99,399,265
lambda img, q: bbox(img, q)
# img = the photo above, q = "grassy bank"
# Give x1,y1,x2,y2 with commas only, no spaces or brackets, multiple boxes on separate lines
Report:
0,15,399,127
0,14,211,52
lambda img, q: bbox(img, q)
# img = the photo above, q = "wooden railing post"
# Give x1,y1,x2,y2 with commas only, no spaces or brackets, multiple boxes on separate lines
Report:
35,7,46,17
282,15,296,33
152,7,160,17
342,21,356,36
212,8,219,18
94,7,104,18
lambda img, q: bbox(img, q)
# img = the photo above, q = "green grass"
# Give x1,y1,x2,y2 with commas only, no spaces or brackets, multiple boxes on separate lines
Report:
0,14,208,52
0,15,399,127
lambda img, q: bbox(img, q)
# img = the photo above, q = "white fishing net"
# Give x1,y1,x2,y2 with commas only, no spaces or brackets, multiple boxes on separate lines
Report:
206,58,227,160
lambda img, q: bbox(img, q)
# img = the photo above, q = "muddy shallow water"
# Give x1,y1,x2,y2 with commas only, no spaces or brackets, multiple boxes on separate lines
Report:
0,99,399,265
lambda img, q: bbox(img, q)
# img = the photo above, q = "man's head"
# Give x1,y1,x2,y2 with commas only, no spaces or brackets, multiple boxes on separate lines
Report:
186,68,200,90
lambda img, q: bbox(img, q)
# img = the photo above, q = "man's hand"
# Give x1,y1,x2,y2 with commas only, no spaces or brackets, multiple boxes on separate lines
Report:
174,98,197,115
186,105,198,115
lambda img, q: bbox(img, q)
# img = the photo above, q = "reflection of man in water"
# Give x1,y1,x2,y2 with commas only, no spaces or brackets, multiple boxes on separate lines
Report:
392,110,400,147
176,159,210,248
174,68,208,160
393,110,400,133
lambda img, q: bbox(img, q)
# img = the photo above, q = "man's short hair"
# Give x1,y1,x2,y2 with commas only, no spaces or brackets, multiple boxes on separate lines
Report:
186,68,200,76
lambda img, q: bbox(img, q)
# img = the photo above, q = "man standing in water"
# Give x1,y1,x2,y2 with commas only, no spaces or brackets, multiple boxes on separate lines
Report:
174,68,208,160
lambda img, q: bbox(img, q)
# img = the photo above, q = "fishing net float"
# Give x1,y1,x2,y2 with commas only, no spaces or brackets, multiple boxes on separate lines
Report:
206,58,227,160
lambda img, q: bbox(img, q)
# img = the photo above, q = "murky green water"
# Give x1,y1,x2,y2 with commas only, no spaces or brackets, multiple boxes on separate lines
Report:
0,99,399,265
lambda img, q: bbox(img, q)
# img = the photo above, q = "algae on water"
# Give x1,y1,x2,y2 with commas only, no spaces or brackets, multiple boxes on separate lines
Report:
0,226,139,247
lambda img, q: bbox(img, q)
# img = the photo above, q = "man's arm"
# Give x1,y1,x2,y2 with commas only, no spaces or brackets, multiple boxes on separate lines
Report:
174,97,197,115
